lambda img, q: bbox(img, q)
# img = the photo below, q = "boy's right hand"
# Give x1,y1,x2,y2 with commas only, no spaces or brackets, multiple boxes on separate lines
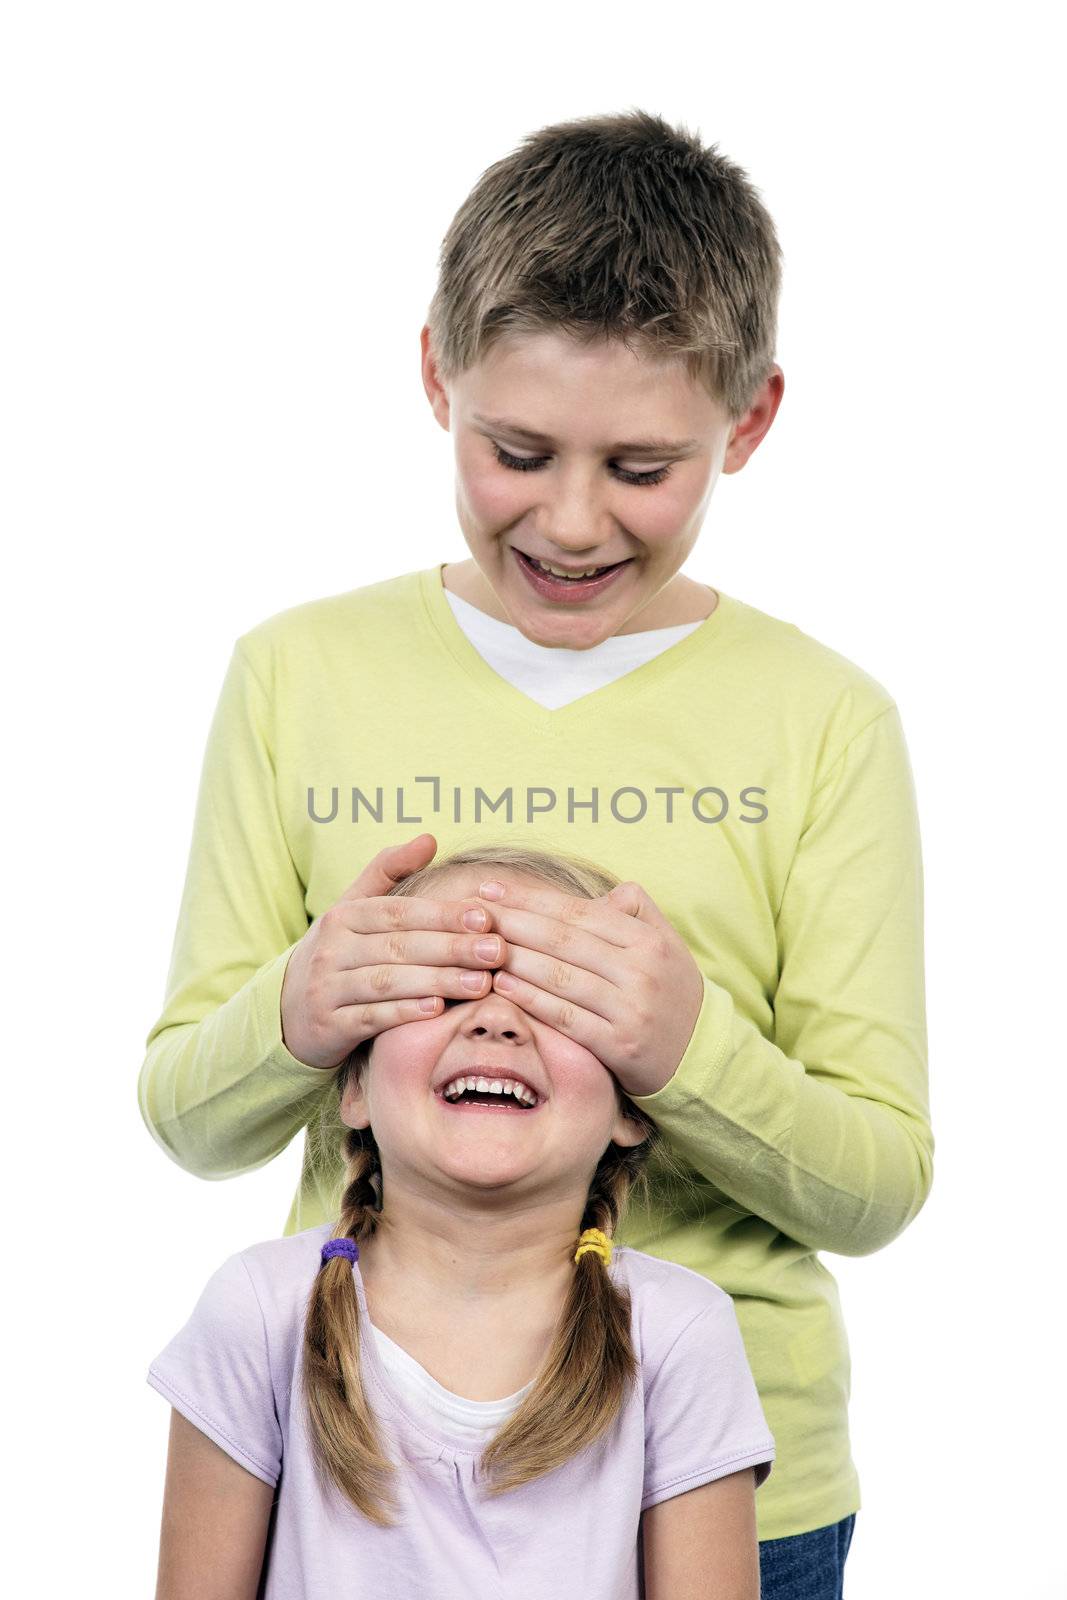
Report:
279,833,502,1071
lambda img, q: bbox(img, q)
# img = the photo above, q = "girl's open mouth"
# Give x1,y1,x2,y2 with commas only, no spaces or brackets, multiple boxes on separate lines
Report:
435,1087,543,1114
513,547,631,602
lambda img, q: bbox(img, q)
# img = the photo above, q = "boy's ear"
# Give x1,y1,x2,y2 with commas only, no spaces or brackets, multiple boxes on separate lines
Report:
722,365,785,475
420,324,451,432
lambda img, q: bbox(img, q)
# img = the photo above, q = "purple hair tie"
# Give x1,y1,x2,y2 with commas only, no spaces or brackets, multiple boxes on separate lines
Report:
321,1238,359,1265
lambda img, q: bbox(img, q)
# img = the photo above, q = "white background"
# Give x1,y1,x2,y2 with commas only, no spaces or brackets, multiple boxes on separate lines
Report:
4,3,1063,1595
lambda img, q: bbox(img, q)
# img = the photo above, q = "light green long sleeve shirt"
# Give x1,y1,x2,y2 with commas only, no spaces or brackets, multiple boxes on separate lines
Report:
139,563,932,1540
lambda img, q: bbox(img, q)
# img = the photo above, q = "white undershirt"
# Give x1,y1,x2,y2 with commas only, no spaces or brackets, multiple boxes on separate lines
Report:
369,1323,535,1444
443,589,704,710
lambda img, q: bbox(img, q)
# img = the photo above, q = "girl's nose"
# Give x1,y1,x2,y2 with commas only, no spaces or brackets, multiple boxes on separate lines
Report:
459,987,533,1039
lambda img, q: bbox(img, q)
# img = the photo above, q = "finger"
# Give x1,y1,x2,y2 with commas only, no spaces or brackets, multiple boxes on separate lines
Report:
496,944,618,1026
473,903,625,987
604,881,642,916
606,879,673,933
337,833,438,902
491,969,614,1057
473,878,640,950
334,962,496,1009
324,891,498,943
338,925,506,976
330,993,452,1045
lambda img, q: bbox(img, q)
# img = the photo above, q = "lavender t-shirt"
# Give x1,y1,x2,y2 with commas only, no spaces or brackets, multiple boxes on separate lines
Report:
147,1222,775,1599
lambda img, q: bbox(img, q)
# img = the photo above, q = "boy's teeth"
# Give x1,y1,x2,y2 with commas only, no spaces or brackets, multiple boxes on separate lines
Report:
530,556,610,579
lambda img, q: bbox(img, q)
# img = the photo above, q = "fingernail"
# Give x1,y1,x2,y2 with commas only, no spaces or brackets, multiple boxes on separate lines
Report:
474,937,500,960
461,970,487,991
463,907,488,931
479,880,505,899
418,997,439,1014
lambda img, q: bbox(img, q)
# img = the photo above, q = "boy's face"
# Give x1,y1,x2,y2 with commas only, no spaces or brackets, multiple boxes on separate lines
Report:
422,326,781,648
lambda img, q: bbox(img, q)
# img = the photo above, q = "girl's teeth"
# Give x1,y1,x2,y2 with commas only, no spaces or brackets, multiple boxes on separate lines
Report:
442,1075,537,1106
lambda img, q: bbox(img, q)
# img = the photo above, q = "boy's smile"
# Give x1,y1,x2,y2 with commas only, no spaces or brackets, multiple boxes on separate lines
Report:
422,325,782,650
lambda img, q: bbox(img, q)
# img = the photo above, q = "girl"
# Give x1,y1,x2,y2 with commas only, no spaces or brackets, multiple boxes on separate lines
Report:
147,844,775,1600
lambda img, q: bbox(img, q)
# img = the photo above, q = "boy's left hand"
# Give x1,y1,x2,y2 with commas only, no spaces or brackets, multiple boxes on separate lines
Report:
468,877,705,1098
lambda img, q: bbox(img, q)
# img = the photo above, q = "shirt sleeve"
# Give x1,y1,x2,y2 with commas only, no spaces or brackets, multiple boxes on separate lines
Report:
138,638,333,1180
146,1251,283,1488
630,702,933,1257
642,1294,776,1510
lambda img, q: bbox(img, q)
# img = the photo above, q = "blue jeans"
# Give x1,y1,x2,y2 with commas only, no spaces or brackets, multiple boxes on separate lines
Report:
758,1514,856,1598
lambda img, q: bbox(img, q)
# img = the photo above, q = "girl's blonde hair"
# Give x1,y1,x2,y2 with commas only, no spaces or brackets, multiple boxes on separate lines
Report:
301,841,694,1525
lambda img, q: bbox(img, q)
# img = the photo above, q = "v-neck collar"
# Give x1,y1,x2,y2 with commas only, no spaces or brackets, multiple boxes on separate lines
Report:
416,562,740,735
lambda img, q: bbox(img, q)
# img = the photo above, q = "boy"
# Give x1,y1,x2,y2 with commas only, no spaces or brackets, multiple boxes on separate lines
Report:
140,109,930,1586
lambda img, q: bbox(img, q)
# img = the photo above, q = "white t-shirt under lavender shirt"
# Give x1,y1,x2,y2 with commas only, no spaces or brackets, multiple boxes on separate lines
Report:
147,1222,775,1600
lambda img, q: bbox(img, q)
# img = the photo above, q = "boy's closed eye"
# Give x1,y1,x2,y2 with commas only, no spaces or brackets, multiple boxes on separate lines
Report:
490,439,672,488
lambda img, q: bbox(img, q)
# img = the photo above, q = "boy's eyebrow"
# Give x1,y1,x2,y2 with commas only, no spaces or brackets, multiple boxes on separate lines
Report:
472,412,701,457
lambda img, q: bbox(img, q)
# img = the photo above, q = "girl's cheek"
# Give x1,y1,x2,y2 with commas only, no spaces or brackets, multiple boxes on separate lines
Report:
540,1047,613,1108
368,1033,438,1092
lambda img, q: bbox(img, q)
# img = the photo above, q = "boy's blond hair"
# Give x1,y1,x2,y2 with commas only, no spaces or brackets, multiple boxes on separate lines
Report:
426,107,782,421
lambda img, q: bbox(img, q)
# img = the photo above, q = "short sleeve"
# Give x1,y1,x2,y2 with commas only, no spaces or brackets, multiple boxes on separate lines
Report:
146,1252,283,1488
642,1294,776,1510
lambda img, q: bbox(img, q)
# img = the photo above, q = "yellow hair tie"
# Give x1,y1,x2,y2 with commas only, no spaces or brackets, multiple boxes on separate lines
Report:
574,1227,613,1266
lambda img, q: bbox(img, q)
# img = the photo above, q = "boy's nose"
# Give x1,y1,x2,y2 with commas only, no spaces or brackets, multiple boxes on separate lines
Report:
539,529,609,559
534,468,612,535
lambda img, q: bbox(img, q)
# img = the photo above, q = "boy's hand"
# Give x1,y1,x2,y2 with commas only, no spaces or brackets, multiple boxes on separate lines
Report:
473,877,706,1099
279,834,500,1071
